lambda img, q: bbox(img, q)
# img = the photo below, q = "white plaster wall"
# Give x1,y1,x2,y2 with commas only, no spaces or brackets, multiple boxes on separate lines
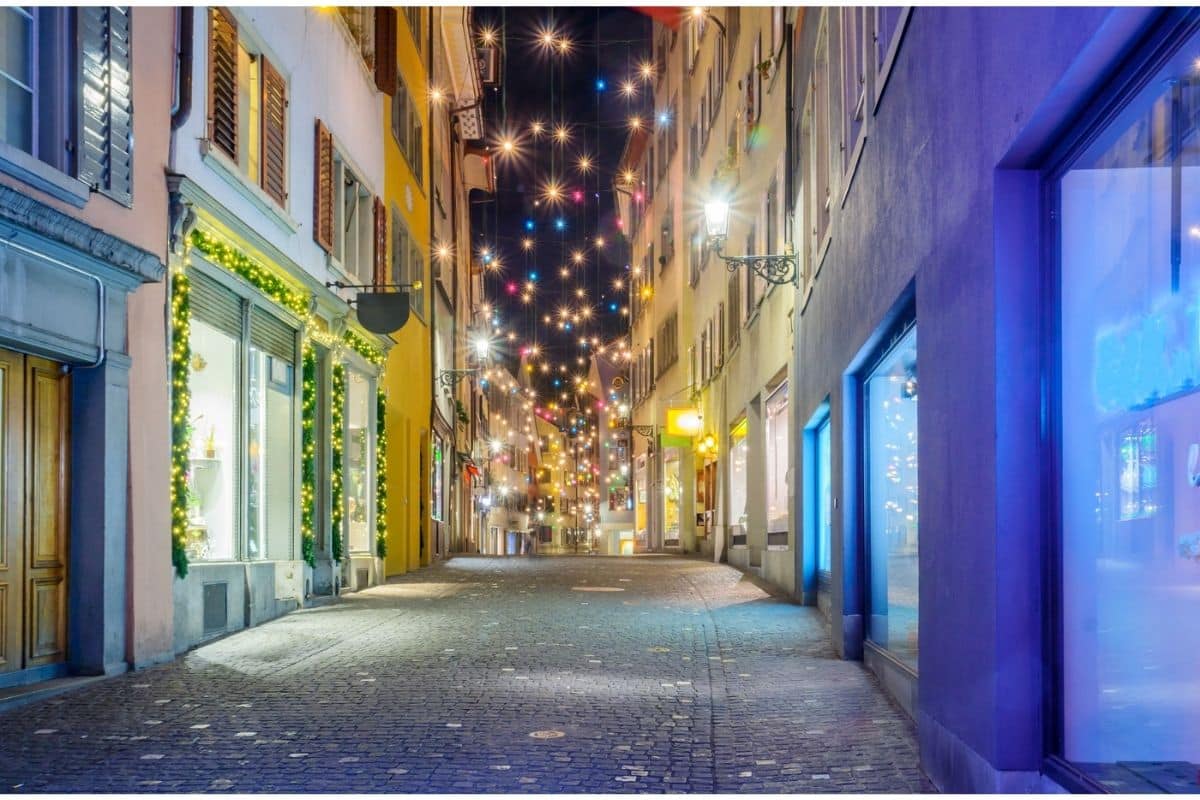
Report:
178,7,384,284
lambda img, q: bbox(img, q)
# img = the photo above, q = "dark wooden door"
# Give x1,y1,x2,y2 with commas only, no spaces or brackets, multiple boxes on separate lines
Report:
0,348,24,673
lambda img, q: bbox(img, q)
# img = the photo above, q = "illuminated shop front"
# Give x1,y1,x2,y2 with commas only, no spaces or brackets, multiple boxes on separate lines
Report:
728,417,749,548
184,271,299,566
662,446,681,547
1056,29,1200,774
765,381,790,548
865,324,918,672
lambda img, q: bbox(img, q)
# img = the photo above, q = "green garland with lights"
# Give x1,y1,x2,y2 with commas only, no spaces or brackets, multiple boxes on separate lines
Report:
300,343,317,567
375,387,388,558
170,268,192,579
331,363,346,562
343,327,385,367
189,229,310,317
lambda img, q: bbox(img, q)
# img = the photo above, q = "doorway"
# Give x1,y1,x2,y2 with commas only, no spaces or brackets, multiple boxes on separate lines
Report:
0,347,70,676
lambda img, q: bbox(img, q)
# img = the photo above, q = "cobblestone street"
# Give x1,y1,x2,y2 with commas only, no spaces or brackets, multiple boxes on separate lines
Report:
0,557,930,793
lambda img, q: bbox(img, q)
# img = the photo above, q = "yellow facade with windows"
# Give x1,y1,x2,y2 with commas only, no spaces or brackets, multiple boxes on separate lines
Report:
382,8,432,575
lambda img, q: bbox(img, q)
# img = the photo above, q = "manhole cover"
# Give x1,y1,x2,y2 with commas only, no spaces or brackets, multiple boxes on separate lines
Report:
571,586,624,592
528,730,566,739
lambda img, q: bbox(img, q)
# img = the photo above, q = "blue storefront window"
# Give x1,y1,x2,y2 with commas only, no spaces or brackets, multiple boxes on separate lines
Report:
1059,30,1200,766
865,325,918,670
816,416,833,575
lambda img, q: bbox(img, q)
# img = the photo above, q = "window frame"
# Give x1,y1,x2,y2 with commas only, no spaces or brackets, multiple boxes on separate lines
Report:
872,7,912,113
1039,10,1200,786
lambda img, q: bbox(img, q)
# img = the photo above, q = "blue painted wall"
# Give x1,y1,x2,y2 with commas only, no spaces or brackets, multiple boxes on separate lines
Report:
790,6,1158,790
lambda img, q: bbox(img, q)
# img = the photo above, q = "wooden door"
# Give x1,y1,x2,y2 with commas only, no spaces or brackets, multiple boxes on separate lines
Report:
0,349,24,673
0,348,68,674
25,355,69,668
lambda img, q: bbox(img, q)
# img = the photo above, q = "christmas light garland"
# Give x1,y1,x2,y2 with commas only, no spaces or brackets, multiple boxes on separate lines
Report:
343,327,386,367
189,229,310,317
300,343,317,567
375,387,388,558
331,363,346,563
169,266,192,578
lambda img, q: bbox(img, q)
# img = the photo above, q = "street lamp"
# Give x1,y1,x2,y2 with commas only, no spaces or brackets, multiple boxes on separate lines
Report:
703,196,799,287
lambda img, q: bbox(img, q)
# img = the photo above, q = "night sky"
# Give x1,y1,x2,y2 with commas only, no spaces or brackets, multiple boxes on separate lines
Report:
472,7,652,411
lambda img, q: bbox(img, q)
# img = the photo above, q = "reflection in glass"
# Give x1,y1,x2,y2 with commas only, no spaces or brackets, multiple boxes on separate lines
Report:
346,369,373,553
817,417,833,574
866,325,918,670
1060,38,1200,764
663,447,680,545
247,347,294,560
187,319,239,561
729,422,749,538
766,382,790,535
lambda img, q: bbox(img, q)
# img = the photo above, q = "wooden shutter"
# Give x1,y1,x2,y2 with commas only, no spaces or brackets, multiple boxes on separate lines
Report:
716,302,725,369
208,7,238,161
259,56,287,207
78,7,133,205
313,119,333,252
372,197,387,287
373,7,397,95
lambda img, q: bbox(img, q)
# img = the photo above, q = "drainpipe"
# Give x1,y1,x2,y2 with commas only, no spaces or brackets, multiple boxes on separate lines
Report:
166,6,194,411
426,13,436,563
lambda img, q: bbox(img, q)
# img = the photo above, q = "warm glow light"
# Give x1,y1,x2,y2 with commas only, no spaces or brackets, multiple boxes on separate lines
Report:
595,237,605,248
522,237,534,250
638,61,654,80
620,169,636,185
621,80,637,97
554,125,571,144
628,116,642,131
530,120,545,137
542,179,564,204
429,87,445,104
572,250,585,264
576,154,593,173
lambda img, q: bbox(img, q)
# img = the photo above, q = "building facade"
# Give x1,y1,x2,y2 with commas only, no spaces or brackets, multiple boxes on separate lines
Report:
0,6,175,684
168,6,396,651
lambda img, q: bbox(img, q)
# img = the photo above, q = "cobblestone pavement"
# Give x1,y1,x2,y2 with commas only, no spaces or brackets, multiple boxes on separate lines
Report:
0,556,931,793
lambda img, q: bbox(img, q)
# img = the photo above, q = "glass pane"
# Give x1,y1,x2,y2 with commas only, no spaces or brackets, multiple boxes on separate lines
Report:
247,347,294,561
431,436,444,522
0,4,33,155
866,325,918,669
817,417,832,573
187,319,240,561
345,370,373,553
766,382,789,534
728,425,748,536
663,447,680,544
0,8,32,86
1059,38,1200,764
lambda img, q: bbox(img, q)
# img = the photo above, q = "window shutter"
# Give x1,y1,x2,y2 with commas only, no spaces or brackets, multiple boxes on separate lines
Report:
373,7,397,95
250,306,297,363
373,196,387,287
259,56,287,207
313,119,333,252
208,7,238,161
190,271,243,338
78,7,133,205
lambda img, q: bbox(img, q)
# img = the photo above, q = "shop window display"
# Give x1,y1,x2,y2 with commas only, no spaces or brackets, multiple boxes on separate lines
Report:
663,447,681,546
247,346,295,560
865,325,918,670
765,382,790,540
728,418,749,544
345,369,374,553
1059,35,1200,766
816,416,833,574
186,319,240,562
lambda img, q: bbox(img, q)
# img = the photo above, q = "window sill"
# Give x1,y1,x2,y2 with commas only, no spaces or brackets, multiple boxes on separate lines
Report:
766,543,790,552
200,141,299,236
0,142,89,208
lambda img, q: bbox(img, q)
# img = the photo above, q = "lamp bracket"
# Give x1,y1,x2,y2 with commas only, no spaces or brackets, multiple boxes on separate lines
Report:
325,281,418,292
710,237,799,286
437,369,478,388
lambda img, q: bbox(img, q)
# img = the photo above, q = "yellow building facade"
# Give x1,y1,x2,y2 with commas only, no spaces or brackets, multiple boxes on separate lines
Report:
382,8,432,576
